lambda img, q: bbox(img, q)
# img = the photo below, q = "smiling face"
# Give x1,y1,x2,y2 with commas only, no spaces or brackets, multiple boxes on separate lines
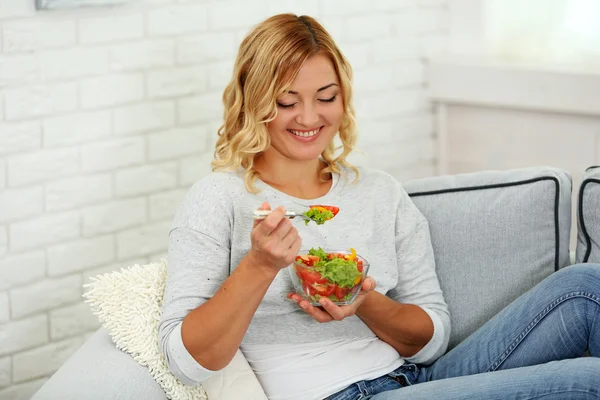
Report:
265,53,344,162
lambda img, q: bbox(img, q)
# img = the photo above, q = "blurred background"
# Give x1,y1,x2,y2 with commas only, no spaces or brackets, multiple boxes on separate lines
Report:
0,0,599,397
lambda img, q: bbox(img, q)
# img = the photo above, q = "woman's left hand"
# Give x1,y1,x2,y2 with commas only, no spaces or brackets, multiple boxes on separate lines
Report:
287,277,377,322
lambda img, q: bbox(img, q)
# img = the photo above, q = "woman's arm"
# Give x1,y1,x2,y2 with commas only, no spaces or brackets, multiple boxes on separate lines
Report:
355,291,433,357
180,252,277,371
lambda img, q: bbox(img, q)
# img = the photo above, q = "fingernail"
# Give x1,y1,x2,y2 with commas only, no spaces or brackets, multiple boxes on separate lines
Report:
300,303,308,310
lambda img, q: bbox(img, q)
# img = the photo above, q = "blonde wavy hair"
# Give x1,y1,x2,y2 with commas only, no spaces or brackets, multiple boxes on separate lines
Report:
211,13,359,193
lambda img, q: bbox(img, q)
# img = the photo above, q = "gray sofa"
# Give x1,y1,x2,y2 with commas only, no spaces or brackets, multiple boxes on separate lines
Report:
34,165,591,400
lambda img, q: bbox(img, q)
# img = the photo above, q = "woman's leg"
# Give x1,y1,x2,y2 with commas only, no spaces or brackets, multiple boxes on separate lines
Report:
371,358,600,400
420,263,600,381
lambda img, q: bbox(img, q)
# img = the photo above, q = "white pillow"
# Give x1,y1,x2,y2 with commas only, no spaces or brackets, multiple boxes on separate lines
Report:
83,260,208,400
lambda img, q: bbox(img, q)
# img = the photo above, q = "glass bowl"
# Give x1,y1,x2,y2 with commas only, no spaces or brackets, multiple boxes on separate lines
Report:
287,248,370,306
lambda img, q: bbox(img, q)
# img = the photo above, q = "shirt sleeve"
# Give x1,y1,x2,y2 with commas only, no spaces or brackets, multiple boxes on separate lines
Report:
386,185,451,365
158,179,233,385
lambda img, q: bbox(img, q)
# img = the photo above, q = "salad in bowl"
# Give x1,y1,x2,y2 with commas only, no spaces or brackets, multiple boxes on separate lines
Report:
288,247,369,306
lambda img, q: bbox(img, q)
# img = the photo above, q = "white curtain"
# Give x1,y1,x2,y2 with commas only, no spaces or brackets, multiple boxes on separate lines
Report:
484,0,600,68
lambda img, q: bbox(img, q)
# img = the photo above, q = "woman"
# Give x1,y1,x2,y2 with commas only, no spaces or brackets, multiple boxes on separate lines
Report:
159,13,600,400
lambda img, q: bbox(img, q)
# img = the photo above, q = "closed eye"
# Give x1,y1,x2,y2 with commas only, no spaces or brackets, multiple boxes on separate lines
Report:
276,102,296,109
318,95,337,103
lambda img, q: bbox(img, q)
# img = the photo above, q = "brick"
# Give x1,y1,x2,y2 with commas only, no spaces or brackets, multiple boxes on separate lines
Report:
10,275,82,319
4,82,78,120
394,8,447,34
395,62,426,87
0,53,38,86
0,292,8,324
0,186,44,223
109,39,175,72
0,315,48,356
115,162,178,197
147,66,207,98
149,189,188,221
80,74,144,109
78,13,143,44
343,15,394,42
373,0,414,10
117,220,171,259
339,42,372,69
82,256,148,281
180,153,213,186
267,0,320,16
178,92,223,124
38,47,109,81
0,251,46,291
10,211,80,252
0,228,6,257
0,120,42,156
0,378,47,400
147,5,208,36
13,337,83,382
176,32,237,64
0,163,5,190
418,0,447,6
2,20,75,52
0,1,35,19
7,148,79,186
0,356,9,388
43,110,111,147
113,101,175,135
46,173,112,212
81,137,144,173
321,1,370,15
83,197,146,236
148,125,207,161
206,61,233,90
47,235,114,276
372,38,420,62
354,66,397,94
50,302,100,341
208,1,268,29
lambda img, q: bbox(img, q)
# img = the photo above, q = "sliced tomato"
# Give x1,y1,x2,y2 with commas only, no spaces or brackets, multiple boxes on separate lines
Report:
312,283,336,297
298,267,328,285
335,285,350,300
357,259,364,273
309,205,339,217
295,254,320,266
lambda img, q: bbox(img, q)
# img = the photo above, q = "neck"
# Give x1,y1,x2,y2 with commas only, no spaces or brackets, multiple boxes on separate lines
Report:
253,152,332,199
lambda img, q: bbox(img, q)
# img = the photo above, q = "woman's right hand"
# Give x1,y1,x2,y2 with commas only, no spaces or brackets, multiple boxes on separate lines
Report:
248,201,302,274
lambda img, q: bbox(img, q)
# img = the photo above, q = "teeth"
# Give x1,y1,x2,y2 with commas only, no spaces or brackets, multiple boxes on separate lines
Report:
290,128,320,137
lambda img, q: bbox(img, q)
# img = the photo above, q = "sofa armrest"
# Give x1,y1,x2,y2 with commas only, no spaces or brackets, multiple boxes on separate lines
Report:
32,328,268,400
32,328,167,400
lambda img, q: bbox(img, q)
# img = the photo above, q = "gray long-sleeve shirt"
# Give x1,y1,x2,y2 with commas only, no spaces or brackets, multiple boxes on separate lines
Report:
158,166,450,399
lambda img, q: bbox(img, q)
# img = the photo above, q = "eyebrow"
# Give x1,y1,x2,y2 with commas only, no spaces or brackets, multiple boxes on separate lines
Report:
288,83,338,95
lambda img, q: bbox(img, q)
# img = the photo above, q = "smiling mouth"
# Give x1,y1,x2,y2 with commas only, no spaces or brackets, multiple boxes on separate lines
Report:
288,127,323,138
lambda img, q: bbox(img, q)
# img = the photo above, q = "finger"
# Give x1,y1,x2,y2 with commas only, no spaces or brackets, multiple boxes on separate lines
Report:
253,202,272,229
318,297,346,321
361,277,376,292
297,299,333,323
280,225,298,249
256,205,286,236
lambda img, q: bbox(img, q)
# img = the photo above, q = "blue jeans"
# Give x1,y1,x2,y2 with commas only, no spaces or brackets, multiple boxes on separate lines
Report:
327,264,600,400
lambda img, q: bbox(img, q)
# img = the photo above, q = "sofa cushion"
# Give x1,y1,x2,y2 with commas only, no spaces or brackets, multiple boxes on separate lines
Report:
403,166,572,349
576,166,600,263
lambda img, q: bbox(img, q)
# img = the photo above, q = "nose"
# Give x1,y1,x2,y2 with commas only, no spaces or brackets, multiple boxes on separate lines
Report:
295,103,319,127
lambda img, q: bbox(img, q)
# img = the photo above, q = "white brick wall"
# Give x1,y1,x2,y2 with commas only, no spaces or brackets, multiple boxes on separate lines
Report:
0,0,447,395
